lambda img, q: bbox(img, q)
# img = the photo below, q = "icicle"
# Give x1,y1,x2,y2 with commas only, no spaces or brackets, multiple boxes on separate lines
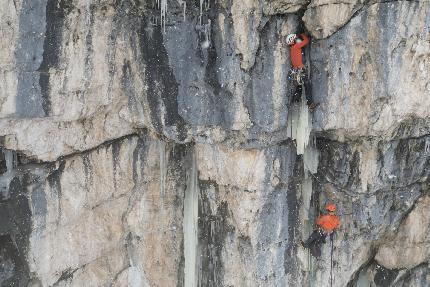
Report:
199,0,204,26
0,149,17,200
303,137,319,175
301,178,313,221
201,19,211,49
295,89,312,154
183,151,199,287
302,139,318,222
425,138,430,154
287,86,312,155
158,141,168,199
4,149,15,174
160,0,167,32
177,0,186,22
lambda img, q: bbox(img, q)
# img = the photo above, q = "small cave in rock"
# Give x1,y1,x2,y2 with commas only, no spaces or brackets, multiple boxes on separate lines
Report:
373,264,398,287
350,260,399,287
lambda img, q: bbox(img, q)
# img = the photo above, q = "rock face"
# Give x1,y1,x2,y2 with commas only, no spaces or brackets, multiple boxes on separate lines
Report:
303,0,364,39
263,0,309,15
0,0,429,286
375,195,430,270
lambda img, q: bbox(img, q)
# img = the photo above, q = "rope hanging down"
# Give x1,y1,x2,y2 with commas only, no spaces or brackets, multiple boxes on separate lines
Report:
330,233,334,287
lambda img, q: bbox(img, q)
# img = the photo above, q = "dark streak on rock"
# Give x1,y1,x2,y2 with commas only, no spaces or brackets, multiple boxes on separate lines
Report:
132,136,148,186
139,17,188,140
82,154,93,191
122,60,137,111
38,0,74,116
0,150,38,286
111,140,121,190
198,180,233,287
47,161,66,225
52,267,80,286
202,3,234,128
83,5,96,93
317,138,360,191
0,235,28,286
284,155,301,282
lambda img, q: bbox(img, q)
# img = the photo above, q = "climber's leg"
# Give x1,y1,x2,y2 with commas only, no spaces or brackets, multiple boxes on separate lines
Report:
310,243,322,257
288,69,300,104
303,229,327,258
302,72,316,109
303,229,323,248
293,85,302,103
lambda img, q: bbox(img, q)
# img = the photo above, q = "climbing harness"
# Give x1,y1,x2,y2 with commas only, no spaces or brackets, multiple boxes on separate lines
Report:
289,68,305,86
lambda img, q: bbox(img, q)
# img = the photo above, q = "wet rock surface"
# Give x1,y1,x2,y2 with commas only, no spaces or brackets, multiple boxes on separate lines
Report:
0,0,429,286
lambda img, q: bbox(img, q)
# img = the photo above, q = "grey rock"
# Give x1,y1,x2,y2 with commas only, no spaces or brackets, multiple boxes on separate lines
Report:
0,0,429,286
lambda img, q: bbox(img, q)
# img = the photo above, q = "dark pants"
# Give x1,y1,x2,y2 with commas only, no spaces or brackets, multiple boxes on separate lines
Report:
290,68,313,106
303,229,327,257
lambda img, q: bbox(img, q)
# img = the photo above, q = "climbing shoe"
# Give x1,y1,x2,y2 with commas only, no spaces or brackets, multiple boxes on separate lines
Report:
296,240,306,248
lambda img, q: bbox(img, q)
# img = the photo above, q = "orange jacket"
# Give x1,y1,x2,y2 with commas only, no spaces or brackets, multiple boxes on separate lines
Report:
316,214,340,233
289,34,309,68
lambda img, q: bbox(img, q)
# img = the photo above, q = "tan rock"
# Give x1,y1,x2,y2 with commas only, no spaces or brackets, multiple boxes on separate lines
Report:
231,0,262,70
303,0,364,39
0,105,135,161
196,143,267,191
29,197,129,286
263,0,308,15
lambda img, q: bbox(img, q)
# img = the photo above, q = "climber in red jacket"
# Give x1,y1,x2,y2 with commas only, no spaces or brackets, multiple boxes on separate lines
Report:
286,33,316,111
287,33,309,69
302,203,340,257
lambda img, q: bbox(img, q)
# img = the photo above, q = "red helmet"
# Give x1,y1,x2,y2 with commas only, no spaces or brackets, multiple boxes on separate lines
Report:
326,203,336,212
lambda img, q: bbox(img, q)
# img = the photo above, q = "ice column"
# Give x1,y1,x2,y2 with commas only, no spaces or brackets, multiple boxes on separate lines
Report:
183,151,199,287
286,87,312,155
301,136,319,222
0,149,17,199
158,0,168,32
177,0,186,21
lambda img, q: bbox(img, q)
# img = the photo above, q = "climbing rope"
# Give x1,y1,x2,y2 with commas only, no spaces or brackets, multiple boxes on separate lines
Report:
330,233,334,287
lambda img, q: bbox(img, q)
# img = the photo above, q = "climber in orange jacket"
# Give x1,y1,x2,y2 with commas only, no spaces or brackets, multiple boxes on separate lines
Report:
287,33,309,69
286,33,317,111
302,203,340,257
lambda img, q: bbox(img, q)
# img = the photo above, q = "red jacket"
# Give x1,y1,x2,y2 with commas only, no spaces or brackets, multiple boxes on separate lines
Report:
289,34,309,68
316,214,340,233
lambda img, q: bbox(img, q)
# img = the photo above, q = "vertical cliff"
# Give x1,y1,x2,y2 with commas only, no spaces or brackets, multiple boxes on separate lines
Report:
0,0,429,286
